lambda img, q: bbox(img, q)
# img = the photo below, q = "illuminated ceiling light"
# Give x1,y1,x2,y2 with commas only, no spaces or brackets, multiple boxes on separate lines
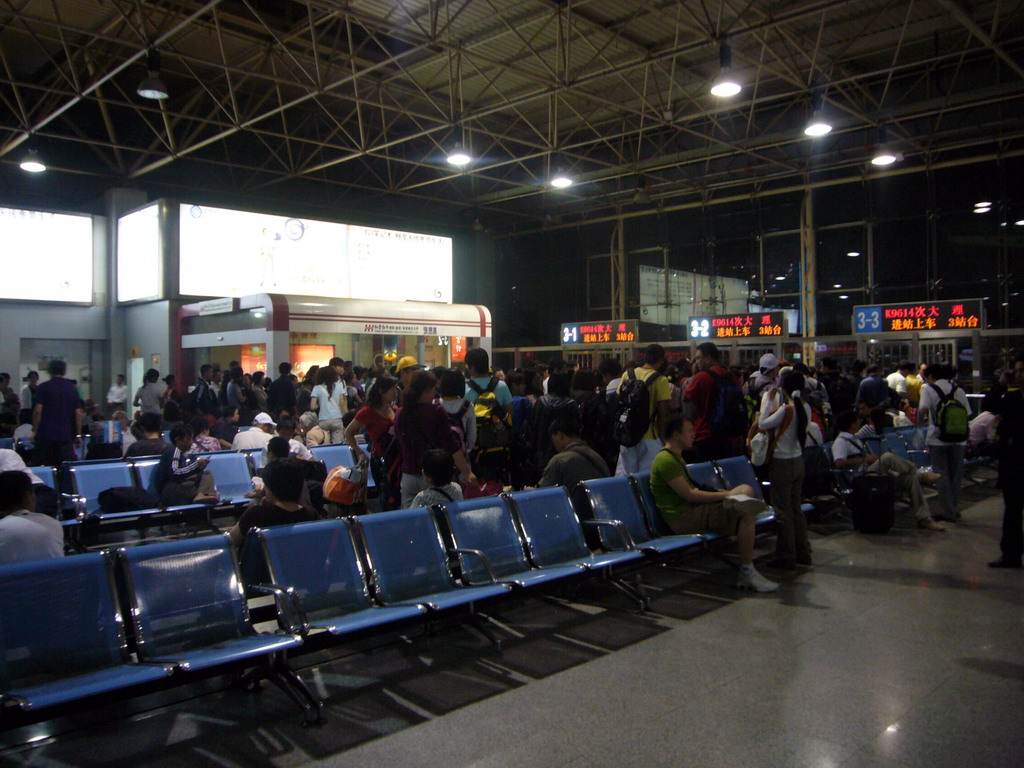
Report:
1015,219,1024,226
446,142,471,166
710,43,741,97
871,149,899,166
833,283,842,288
974,206,991,214
974,201,992,208
804,87,831,137
839,294,850,299
19,149,46,173
775,275,786,281
804,116,832,137
847,251,861,257
137,49,169,100
550,169,573,188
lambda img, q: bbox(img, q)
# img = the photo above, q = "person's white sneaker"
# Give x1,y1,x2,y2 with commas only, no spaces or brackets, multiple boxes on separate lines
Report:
736,568,779,593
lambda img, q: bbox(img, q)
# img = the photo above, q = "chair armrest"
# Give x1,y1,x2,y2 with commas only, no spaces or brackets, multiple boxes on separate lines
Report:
449,547,499,584
248,584,308,636
582,518,636,550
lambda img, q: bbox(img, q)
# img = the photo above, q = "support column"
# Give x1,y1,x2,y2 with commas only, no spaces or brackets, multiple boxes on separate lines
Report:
799,190,817,367
610,218,626,322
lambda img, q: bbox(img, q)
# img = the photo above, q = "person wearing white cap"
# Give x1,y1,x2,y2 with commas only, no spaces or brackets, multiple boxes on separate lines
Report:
744,353,779,402
232,412,276,451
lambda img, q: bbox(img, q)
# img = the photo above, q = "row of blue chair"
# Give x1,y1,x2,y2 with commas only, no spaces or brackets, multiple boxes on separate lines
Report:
1,460,782,725
0,538,321,724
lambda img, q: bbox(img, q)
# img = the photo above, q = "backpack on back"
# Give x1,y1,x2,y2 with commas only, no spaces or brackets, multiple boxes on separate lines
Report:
612,368,662,447
710,370,749,438
467,378,511,451
931,383,969,443
446,400,472,451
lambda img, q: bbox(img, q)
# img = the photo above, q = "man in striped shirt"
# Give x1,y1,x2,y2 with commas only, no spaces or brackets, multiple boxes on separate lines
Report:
155,424,219,507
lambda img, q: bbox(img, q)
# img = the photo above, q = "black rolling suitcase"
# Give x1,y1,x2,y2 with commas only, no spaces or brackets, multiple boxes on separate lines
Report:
851,473,896,534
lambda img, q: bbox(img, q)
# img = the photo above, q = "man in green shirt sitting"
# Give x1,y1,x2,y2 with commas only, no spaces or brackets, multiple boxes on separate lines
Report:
650,413,778,593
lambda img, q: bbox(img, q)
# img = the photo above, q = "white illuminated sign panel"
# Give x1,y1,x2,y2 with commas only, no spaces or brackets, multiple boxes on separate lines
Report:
117,203,161,302
178,204,452,303
0,207,93,302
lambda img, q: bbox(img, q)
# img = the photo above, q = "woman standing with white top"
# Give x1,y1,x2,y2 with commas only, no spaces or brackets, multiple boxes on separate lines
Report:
310,366,347,444
758,371,820,569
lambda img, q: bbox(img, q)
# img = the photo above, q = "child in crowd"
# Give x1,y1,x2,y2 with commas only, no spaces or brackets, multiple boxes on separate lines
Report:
410,448,464,508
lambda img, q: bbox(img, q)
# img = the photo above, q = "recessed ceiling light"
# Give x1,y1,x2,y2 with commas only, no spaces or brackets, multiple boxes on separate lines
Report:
847,251,861,257
974,207,991,214
871,151,898,166
832,284,842,288
775,275,786,281
1015,220,1024,226
838,294,849,300
975,201,992,208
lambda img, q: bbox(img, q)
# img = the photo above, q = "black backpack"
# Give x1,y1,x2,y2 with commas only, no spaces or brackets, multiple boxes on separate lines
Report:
710,370,748,438
612,369,662,447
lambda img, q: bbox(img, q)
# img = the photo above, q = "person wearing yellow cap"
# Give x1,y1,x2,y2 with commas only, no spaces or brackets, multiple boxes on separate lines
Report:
395,355,426,393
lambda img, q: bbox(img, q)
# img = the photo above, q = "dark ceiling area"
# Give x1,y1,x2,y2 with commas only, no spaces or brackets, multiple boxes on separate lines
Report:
1,0,1023,234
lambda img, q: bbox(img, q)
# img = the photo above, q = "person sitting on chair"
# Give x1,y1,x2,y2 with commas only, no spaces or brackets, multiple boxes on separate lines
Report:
0,470,63,565
537,415,610,489
831,410,944,531
650,414,778,593
229,459,319,547
154,425,219,507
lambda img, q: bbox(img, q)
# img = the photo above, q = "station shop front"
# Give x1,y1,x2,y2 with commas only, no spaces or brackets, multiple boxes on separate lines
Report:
174,294,492,386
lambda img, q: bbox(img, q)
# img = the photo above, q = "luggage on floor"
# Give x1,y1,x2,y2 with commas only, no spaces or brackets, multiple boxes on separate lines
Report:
850,473,895,534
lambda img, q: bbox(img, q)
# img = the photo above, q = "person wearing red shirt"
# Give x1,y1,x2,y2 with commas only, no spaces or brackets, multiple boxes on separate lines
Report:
683,342,741,462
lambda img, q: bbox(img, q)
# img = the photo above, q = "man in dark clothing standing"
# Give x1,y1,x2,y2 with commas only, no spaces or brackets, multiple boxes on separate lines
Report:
267,362,297,417
190,364,220,422
684,342,740,462
32,360,84,467
990,356,1024,568
855,364,893,409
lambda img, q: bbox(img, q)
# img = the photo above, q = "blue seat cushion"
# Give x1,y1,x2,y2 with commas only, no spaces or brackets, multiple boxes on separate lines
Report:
637,534,704,554
153,633,301,672
5,663,171,712
396,583,510,611
313,605,427,636
577,550,646,570
498,563,586,588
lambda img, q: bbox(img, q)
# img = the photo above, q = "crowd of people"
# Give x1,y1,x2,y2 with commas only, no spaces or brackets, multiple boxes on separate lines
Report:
1,342,1021,584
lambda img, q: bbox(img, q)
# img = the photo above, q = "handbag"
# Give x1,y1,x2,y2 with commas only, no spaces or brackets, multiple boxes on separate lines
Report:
748,404,793,466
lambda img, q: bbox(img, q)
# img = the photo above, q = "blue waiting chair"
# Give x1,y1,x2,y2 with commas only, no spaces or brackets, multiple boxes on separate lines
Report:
573,476,704,555
0,552,171,712
118,535,321,724
197,452,254,505
507,487,647,607
254,519,427,637
309,444,376,489
713,457,780,524
630,472,674,537
30,465,56,490
66,462,137,517
352,507,511,612
439,495,585,589
0,437,13,450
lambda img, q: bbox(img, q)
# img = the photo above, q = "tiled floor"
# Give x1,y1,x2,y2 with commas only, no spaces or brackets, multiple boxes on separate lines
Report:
2,484,1021,768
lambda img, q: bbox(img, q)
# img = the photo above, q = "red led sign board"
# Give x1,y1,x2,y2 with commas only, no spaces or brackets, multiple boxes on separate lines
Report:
688,312,787,340
561,320,638,345
852,300,984,334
